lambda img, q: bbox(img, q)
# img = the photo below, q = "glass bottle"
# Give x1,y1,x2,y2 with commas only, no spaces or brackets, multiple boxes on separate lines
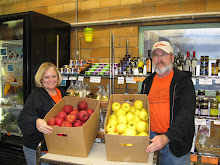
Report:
146,50,152,74
177,52,183,71
138,54,144,75
184,51,191,71
191,51,197,76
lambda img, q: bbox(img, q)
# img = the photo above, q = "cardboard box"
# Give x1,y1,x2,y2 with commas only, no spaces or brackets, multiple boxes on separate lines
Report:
104,94,150,163
44,96,100,157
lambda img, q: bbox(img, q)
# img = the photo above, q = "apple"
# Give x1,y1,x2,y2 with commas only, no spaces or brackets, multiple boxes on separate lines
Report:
55,117,64,126
140,107,147,112
138,111,149,121
133,109,141,116
106,123,117,133
134,100,143,110
57,111,67,119
116,123,127,134
127,121,136,130
77,101,88,110
130,106,136,114
65,114,77,124
126,112,134,122
131,116,141,123
82,121,85,125
138,132,148,136
107,132,117,135
109,114,117,120
61,121,72,127
112,102,121,112
70,108,79,117
115,109,126,117
47,118,55,126
87,108,94,116
121,103,131,113
73,120,82,127
107,118,117,126
136,121,148,133
78,110,90,122
124,128,136,136
117,115,128,124
62,105,73,114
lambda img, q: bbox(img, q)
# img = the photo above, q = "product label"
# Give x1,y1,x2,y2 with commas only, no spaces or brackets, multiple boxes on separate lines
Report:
200,109,209,116
210,109,218,116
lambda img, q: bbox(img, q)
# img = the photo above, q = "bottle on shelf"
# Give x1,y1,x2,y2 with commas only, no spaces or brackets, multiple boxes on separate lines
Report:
138,54,144,75
183,51,191,72
146,50,152,74
176,52,183,71
191,51,197,76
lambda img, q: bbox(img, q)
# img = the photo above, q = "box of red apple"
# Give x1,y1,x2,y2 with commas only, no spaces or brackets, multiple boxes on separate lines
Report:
104,94,150,163
44,96,100,157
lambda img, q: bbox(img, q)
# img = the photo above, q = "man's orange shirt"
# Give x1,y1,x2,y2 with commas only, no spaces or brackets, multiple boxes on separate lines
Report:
148,71,174,133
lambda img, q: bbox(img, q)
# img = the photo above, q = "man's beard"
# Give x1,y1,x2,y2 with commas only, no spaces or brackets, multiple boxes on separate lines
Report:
153,61,173,75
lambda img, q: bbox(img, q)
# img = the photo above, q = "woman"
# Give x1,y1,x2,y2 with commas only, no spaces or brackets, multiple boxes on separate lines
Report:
18,62,66,165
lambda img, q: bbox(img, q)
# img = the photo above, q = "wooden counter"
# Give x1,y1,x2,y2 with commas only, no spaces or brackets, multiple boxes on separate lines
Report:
39,143,154,165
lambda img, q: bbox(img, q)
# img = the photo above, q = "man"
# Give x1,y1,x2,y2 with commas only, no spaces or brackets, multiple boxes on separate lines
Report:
141,41,196,165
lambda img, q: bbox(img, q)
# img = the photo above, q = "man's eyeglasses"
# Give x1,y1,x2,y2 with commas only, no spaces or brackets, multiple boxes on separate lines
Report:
152,53,171,59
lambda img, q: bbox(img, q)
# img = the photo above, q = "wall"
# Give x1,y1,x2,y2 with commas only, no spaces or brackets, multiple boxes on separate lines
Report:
1,0,220,94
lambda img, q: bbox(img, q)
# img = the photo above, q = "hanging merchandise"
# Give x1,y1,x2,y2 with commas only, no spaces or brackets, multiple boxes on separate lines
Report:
74,81,84,97
84,28,94,42
83,83,91,97
101,85,109,101
66,80,75,96
95,85,102,100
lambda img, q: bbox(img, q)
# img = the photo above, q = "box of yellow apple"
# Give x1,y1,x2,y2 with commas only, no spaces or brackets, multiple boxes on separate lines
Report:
104,94,150,163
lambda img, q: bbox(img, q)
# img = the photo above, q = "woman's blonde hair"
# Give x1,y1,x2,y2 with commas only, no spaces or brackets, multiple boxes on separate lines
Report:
35,62,62,87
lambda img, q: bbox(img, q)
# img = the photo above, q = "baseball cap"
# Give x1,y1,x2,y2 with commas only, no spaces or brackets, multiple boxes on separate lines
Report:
152,41,173,54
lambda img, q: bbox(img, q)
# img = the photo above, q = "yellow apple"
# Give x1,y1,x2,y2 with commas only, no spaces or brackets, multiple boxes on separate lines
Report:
134,100,143,110
134,109,141,116
131,116,141,123
109,114,117,120
126,112,134,122
106,123,117,133
140,107,147,112
121,103,131,113
138,111,149,121
116,123,127,134
115,109,126,117
127,121,136,130
138,132,148,136
130,106,136,114
107,132,117,135
124,128,136,136
112,102,121,112
107,118,117,126
117,115,128,124
136,121,148,133
126,144,133,146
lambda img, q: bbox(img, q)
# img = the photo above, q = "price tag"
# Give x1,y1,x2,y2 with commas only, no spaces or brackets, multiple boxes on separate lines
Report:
190,154,197,162
214,120,220,125
118,77,124,84
133,77,146,82
78,76,84,82
69,76,77,80
195,118,206,125
215,79,220,84
126,77,136,84
191,78,196,85
201,156,218,164
90,76,101,83
199,79,212,85
62,76,68,80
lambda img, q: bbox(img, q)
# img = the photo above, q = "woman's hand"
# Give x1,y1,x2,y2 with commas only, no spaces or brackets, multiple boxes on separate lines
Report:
146,134,169,153
36,119,52,134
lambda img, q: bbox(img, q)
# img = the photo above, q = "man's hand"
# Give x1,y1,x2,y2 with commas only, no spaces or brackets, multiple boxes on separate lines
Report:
36,119,52,135
146,134,169,153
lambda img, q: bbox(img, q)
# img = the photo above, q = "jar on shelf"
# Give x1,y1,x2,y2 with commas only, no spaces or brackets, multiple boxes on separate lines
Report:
195,97,200,116
200,102,209,116
200,56,209,76
216,91,220,102
211,63,218,76
210,102,218,117
198,90,206,98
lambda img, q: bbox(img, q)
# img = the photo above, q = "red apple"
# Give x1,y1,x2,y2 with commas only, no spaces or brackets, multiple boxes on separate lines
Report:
61,121,72,127
70,108,79,116
82,121,85,125
65,114,76,124
78,110,90,122
73,120,82,127
57,111,67,119
77,101,88,110
55,117,64,126
87,108,94,116
62,105,73,114
47,118,55,126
